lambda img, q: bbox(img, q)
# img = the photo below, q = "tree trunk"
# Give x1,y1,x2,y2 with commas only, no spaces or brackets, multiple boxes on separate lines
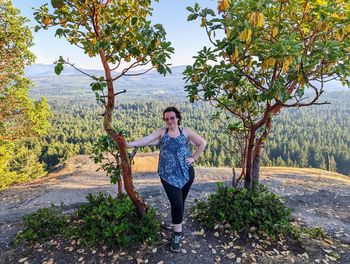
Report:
245,82,297,189
244,128,256,190
237,132,249,185
99,48,148,215
117,178,123,197
231,168,237,187
252,116,272,185
104,121,148,215
252,155,261,185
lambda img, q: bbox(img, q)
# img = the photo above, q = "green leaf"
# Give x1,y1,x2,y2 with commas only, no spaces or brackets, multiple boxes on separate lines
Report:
187,14,199,21
186,6,194,12
194,3,200,12
54,63,64,75
131,17,138,25
297,89,304,98
91,82,102,91
34,25,41,32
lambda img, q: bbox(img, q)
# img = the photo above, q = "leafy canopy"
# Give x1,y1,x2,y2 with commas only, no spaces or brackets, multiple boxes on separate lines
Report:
34,0,174,75
184,0,350,121
0,0,51,140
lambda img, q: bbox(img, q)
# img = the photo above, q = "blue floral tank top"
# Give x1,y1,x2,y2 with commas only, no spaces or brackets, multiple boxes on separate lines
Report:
158,127,192,189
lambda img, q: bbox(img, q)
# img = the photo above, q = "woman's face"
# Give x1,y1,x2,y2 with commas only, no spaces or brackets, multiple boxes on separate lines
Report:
163,111,178,129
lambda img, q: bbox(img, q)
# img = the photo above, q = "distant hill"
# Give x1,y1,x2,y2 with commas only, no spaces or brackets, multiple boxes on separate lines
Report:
25,64,348,101
25,63,187,78
24,63,104,78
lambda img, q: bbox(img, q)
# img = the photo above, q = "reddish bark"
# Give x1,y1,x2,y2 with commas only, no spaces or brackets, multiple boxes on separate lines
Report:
244,81,298,188
99,46,148,215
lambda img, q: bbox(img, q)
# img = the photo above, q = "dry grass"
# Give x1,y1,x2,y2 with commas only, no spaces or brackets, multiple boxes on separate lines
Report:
132,152,159,173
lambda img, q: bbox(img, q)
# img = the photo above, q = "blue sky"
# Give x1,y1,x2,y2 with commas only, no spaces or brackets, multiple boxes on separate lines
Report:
12,0,217,70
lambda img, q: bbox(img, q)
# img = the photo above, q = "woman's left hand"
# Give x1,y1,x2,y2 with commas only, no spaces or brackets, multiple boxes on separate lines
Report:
186,156,195,164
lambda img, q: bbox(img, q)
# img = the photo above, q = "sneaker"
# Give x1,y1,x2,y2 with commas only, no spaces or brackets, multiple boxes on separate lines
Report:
179,232,184,239
170,232,183,252
175,231,184,239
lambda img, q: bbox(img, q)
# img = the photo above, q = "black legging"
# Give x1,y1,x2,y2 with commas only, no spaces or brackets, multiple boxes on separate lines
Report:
161,166,195,224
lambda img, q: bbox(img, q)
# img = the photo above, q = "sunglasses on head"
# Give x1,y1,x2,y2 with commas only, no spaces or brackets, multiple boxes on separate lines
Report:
163,116,176,122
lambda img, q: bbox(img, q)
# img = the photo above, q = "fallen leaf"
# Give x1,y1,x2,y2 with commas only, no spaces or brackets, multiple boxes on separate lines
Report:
221,243,231,250
18,258,28,263
226,253,236,259
250,226,257,232
215,256,221,262
324,238,334,245
326,255,337,262
193,229,205,236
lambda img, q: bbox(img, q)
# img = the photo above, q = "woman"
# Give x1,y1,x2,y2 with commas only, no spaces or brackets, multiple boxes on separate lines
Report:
126,106,206,252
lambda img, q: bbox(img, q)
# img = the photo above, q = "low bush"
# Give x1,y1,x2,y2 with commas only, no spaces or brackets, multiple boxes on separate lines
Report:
16,193,160,248
190,183,292,237
16,204,68,243
74,193,160,247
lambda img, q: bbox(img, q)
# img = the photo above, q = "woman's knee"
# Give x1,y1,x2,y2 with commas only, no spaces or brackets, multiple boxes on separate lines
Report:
171,203,183,213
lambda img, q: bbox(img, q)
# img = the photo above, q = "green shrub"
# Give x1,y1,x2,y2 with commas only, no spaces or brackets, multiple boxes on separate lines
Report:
74,193,160,247
190,183,292,237
15,193,160,248
16,204,68,243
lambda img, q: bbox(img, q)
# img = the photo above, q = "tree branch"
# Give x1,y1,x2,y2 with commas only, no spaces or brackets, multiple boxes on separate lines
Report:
124,67,155,77
61,59,98,80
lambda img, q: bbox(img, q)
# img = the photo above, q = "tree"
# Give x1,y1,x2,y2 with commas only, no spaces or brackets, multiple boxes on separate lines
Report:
34,0,173,214
184,0,350,190
0,0,51,141
0,0,51,189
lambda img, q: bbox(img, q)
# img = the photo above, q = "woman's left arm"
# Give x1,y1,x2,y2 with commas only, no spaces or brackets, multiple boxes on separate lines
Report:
184,128,207,164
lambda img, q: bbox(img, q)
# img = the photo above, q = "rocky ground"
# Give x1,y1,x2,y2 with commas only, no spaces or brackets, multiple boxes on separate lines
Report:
0,155,349,264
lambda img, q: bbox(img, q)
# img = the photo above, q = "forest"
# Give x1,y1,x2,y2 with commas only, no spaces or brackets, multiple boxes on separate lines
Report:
6,85,348,190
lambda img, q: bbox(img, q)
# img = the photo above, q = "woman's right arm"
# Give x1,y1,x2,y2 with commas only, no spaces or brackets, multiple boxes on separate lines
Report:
126,128,163,148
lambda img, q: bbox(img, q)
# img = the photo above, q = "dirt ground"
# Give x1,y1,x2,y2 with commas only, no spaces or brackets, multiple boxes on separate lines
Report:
0,155,349,264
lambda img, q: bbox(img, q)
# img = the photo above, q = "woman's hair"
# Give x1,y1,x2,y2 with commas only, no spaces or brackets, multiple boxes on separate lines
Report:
163,106,182,125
